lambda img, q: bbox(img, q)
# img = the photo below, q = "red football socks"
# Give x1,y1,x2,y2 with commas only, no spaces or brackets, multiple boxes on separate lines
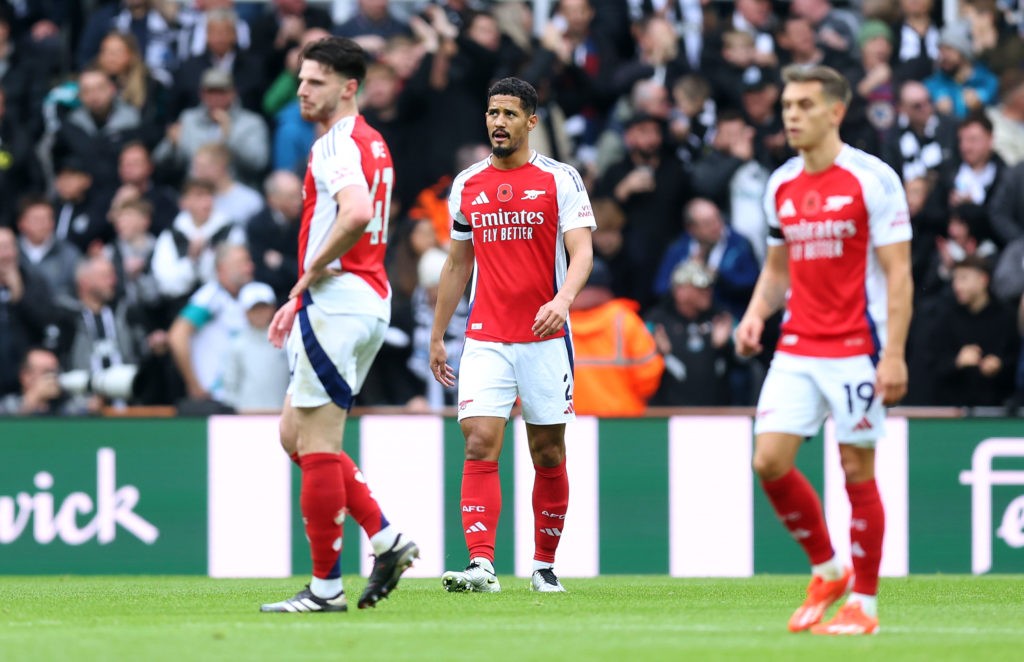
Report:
461,460,501,562
299,453,346,579
532,461,569,564
847,479,885,595
762,467,834,565
338,451,388,538
291,451,389,538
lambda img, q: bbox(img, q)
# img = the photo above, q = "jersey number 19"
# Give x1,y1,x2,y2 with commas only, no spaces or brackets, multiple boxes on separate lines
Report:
366,166,394,245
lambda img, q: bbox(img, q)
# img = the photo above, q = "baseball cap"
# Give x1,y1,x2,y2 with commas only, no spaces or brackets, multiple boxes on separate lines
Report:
238,282,276,310
55,155,92,175
201,68,234,90
938,23,972,58
585,257,613,290
741,66,778,93
671,260,715,288
623,111,665,131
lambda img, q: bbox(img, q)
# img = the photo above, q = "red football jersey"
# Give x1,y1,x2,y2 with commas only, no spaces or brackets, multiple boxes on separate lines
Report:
449,152,595,343
764,146,912,358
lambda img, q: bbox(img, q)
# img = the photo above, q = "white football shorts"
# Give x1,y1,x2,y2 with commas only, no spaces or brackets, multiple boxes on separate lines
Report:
456,337,576,425
286,302,387,410
754,351,885,446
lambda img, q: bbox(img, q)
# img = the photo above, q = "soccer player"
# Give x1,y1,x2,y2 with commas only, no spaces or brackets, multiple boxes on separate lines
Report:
260,37,418,613
429,78,596,593
735,64,913,635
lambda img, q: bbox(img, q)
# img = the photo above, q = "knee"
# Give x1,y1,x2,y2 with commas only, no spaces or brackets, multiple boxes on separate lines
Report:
752,449,792,482
464,430,501,461
531,439,565,467
840,452,872,483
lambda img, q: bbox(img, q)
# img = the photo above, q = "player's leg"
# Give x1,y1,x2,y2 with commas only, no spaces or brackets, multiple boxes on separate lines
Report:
525,422,568,592
812,356,884,635
753,354,850,631
442,340,517,593
262,401,350,613
517,338,575,593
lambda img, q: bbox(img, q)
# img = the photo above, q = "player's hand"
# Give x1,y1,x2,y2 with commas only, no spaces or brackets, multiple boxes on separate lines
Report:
875,353,908,406
429,339,455,387
533,298,569,338
733,314,764,358
979,354,1002,377
268,302,297,349
288,265,340,301
955,344,982,368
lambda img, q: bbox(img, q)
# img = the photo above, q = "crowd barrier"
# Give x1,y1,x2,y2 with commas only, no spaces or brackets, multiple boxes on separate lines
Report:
0,413,1021,576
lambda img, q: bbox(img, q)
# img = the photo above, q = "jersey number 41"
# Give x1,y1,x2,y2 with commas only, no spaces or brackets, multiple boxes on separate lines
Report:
366,166,394,245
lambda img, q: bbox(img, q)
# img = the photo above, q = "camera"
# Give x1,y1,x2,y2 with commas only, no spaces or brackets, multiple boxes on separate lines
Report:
59,365,139,400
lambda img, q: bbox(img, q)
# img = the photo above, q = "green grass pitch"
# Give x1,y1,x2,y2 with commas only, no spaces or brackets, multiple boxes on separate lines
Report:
1,575,1022,661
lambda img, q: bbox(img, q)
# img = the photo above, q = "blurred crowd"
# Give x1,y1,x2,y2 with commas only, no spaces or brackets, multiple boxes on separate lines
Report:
1,0,1023,416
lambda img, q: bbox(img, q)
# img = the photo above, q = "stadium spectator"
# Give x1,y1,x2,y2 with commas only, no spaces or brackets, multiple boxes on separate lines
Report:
702,0,778,73
176,0,252,64
883,80,957,182
525,0,619,163
986,70,1024,167
706,30,759,115
923,23,998,119
739,66,789,170
50,157,113,254
221,281,288,412
645,259,735,406
690,110,770,260
0,85,45,229
77,0,179,86
64,255,147,406
405,247,468,411
653,198,760,320
666,74,715,168
167,242,252,402
0,227,59,397
154,68,270,188
0,8,48,140
116,141,179,234
249,0,334,84
789,0,862,71
247,170,301,304
189,142,264,226
569,257,663,416
992,233,1024,304
50,66,144,196
594,112,690,309
171,8,264,117
921,202,999,299
777,15,831,70
94,30,171,148
926,255,1019,407
844,20,896,156
150,178,245,303
407,143,491,249
334,0,409,56
941,113,1004,213
962,0,1024,77
104,198,162,321
891,0,940,82
0,347,85,416
16,195,80,305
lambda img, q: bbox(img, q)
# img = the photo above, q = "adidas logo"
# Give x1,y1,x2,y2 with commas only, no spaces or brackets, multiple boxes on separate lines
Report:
465,521,488,534
852,417,873,431
471,191,490,206
779,198,796,218
539,527,562,537
563,403,574,415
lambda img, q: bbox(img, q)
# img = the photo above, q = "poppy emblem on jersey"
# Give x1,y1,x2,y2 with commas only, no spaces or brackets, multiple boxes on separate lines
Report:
802,190,821,216
497,183,513,202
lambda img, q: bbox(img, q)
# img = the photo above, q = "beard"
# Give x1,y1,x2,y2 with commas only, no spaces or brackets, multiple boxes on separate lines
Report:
491,143,515,158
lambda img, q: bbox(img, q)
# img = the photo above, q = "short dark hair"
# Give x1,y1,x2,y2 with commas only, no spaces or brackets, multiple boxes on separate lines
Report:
181,178,216,196
959,111,993,134
486,77,538,116
299,36,367,83
17,194,50,220
781,64,852,105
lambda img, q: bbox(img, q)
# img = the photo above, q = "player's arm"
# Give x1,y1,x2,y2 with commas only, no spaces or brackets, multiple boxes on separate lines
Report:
735,243,789,357
429,238,475,386
289,185,373,299
533,227,593,338
875,240,913,405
